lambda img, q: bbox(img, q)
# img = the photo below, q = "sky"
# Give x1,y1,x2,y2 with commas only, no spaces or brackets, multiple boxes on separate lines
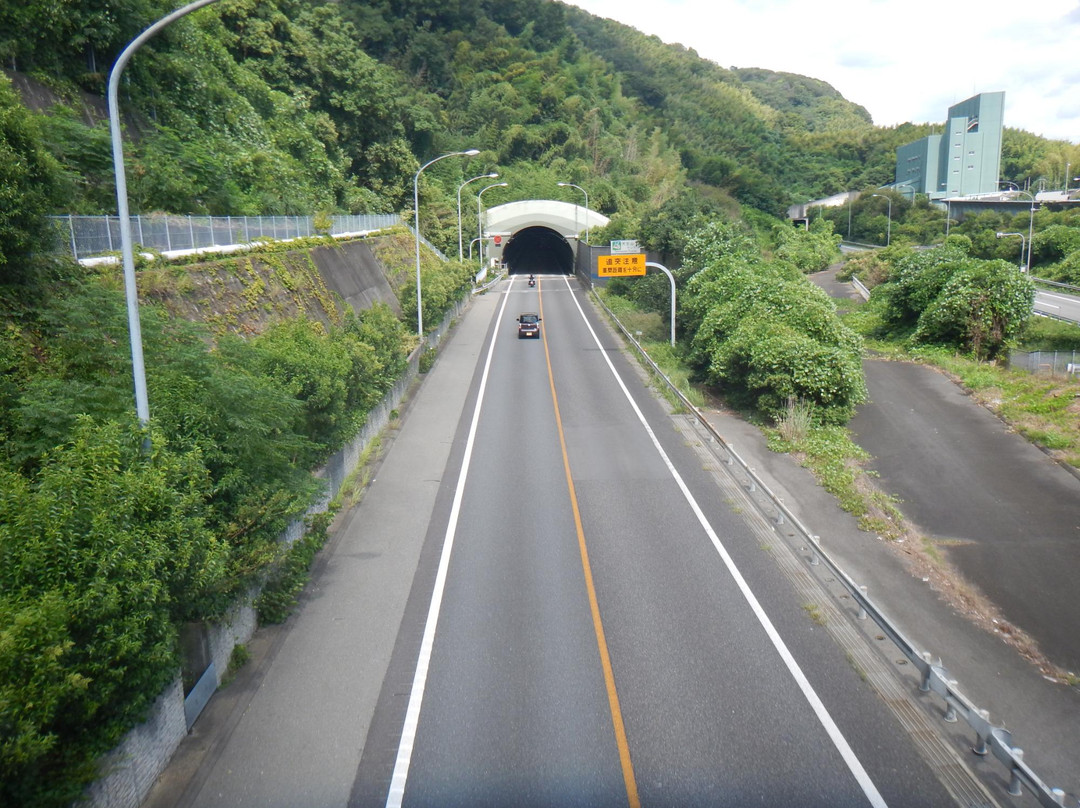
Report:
568,0,1080,144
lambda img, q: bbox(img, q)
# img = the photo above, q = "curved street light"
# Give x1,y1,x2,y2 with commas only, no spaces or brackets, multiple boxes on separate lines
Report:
999,181,1035,273
557,182,589,244
457,172,498,261
109,0,224,436
414,149,479,335
870,193,892,246
995,231,1027,272
477,182,508,268
645,262,677,347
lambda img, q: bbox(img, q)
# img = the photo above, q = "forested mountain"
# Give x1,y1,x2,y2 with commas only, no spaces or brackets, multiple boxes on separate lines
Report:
3,0,1073,261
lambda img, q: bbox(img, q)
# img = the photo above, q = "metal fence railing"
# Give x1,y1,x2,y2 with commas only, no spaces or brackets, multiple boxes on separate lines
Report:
49,214,403,262
1031,277,1080,295
1009,350,1080,377
592,288,1077,808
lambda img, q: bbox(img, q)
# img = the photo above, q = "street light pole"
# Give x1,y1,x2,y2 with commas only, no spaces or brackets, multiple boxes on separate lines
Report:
870,193,892,246
457,172,497,261
477,182,508,268
1000,182,1035,273
109,0,223,435
846,190,853,241
557,182,589,244
645,262,677,347
414,149,479,336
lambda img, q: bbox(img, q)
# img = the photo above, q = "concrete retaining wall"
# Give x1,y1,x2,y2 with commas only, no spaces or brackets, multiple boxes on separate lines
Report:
310,240,402,316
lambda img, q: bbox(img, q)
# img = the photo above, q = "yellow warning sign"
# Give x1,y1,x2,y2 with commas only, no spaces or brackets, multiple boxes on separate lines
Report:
597,253,646,277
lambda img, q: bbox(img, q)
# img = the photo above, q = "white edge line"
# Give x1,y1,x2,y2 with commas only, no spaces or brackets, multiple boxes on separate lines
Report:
564,277,889,808
385,278,514,808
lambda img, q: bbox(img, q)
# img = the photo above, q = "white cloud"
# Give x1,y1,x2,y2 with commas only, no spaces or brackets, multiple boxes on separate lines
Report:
567,0,1080,142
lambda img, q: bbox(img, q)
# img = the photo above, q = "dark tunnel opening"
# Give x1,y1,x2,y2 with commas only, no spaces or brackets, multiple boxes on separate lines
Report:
502,226,574,275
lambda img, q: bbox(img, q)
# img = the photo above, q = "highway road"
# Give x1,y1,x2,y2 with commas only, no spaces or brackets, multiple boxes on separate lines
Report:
350,275,957,807
1034,286,1080,324
842,243,1080,325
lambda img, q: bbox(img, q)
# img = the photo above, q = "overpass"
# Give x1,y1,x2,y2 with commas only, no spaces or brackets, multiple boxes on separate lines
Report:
482,200,609,274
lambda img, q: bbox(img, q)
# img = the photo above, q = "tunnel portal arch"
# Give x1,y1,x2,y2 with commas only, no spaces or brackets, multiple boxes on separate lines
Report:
483,200,608,275
503,226,574,275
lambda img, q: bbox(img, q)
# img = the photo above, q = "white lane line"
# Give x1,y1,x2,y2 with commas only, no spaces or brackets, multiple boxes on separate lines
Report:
385,279,514,808
562,277,889,808
1040,292,1078,304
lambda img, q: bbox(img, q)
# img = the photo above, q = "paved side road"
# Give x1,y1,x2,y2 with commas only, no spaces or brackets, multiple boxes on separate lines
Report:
852,359,1080,671
756,266,1080,795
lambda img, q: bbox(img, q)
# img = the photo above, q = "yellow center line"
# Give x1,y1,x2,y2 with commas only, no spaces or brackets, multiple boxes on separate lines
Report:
538,281,641,808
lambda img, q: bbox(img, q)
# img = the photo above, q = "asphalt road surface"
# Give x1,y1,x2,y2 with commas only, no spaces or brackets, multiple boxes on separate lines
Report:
349,276,954,807
1034,287,1080,324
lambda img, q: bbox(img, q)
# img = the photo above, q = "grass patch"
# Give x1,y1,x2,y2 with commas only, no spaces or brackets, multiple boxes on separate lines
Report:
802,603,826,626
776,397,814,444
256,507,339,625
333,435,382,511
418,346,437,374
596,289,704,409
1017,316,1080,351
221,643,251,687
768,424,867,515
767,422,906,536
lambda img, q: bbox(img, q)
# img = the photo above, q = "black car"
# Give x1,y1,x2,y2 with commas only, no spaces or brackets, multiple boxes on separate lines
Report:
517,312,541,338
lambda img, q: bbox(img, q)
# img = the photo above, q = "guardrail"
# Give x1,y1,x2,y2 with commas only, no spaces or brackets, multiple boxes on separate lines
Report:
590,288,1077,808
1031,277,1080,294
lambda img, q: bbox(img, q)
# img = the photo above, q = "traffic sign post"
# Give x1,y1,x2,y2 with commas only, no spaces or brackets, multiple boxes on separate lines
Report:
597,253,646,277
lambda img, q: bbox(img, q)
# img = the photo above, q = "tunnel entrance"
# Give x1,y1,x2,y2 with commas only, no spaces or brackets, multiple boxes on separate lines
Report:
502,226,574,275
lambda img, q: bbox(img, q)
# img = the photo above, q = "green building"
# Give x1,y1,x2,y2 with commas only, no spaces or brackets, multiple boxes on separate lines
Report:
894,92,1004,200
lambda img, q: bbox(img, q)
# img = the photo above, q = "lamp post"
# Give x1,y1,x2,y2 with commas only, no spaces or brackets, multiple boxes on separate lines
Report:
414,149,479,336
457,172,497,261
995,232,1027,272
870,193,892,246
109,0,223,436
477,182,508,268
1000,181,1035,273
557,182,589,244
846,190,853,241
645,262,677,347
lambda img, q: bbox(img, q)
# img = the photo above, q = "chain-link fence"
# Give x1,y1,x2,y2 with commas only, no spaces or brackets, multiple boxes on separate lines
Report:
1009,350,1080,377
49,214,402,262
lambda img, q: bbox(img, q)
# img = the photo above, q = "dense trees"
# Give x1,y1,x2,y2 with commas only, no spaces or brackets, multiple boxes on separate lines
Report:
679,220,863,424
859,241,1035,360
0,75,62,278
0,265,410,804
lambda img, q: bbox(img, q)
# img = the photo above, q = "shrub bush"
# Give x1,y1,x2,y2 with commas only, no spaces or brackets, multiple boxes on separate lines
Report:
683,221,865,424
